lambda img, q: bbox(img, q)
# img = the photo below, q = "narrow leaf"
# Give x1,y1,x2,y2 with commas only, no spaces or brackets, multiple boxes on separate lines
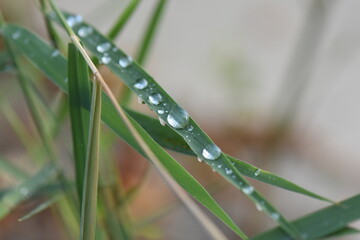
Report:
18,194,61,221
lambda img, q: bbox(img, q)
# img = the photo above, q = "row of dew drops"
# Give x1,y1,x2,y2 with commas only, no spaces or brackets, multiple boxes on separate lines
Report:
64,15,280,213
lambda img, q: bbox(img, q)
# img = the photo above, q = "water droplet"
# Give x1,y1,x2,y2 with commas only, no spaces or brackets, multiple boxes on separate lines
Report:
137,96,145,104
225,168,233,175
202,143,221,160
101,54,111,64
197,157,203,163
12,31,21,40
67,15,82,27
148,93,162,105
255,168,261,176
134,78,148,89
270,212,280,220
96,42,111,53
159,117,166,126
167,105,189,129
242,185,254,195
119,56,133,68
19,187,29,196
256,203,263,211
157,109,164,114
78,26,93,37
51,50,60,57
217,164,223,168
187,125,193,131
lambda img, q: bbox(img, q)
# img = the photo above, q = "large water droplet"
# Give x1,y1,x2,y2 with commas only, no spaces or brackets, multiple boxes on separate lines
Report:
187,125,193,132
254,168,261,176
256,203,263,211
78,26,93,37
197,157,203,163
134,78,148,89
157,109,164,114
242,185,254,195
12,31,21,40
67,15,82,27
225,168,233,175
270,212,280,220
101,55,111,64
119,56,133,68
97,42,111,53
167,105,189,129
202,143,221,160
148,93,162,105
159,117,166,126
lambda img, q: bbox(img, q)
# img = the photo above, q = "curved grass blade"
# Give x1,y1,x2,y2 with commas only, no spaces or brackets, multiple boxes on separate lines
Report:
0,164,57,220
68,42,91,202
80,78,102,240
18,194,61,221
251,194,360,240
2,24,247,239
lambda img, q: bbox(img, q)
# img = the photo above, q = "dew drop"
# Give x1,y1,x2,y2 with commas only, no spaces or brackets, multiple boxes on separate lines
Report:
134,78,148,89
157,109,164,114
119,56,133,68
67,15,82,27
148,93,162,105
101,55,111,64
197,157,203,163
51,50,60,57
217,164,223,169
255,168,261,176
225,168,233,175
12,31,21,40
270,212,280,220
96,42,111,53
202,143,221,160
242,185,254,195
78,26,93,37
167,105,189,129
159,117,166,126
187,125,193,132
137,96,145,104
256,203,263,211
19,187,29,196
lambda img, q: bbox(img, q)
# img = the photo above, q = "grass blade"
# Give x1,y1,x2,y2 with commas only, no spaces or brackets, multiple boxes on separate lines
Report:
251,194,360,240
0,164,57,220
68,42,91,201
79,78,102,240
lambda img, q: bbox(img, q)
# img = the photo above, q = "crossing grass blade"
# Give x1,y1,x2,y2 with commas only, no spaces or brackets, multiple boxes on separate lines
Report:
67,43,91,202
2,23,247,239
0,164,57,220
251,194,360,240
18,194,61,221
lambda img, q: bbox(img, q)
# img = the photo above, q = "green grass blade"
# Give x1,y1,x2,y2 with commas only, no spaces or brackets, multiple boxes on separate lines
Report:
2,24,247,239
107,0,142,40
0,50,12,72
80,79,102,240
18,194,61,221
251,194,360,240
323,227,360,239
0,164,57,220
68,43,91,202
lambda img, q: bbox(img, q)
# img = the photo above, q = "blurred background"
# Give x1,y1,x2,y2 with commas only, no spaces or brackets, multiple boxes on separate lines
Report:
0,0,359,239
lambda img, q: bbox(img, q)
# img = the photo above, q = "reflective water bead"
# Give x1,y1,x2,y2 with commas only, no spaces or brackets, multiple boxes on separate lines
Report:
270,212,280,220
202,143,222,160
254,168,261,176
148,93,163,105
137,96,145,104
256,203,263,211
167,105,189,129
225,168,233,175
19,187,29,196
217,164,223,168
119,56,133,68
67,15,82,27
157,110,165,115
242,185,254,195
97,42,111,53
159,117,166,126
78,26,93,37
51,50,60,57
101,55,111,64
134,78,148,89
197,157,203,163
187,125,193,132
12,31,21,40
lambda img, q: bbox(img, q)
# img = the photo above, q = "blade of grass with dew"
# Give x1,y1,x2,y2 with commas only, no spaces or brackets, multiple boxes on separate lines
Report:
0,164,57,219
107,0,142,40
68,42,91,202
251,194,360,240
3,24,247,239
18,194,61,221
80,78,102,240
1,24,331,203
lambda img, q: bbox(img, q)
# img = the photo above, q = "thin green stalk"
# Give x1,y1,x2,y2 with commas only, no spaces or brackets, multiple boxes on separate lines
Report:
40,0,63,49
107,0,142,40
80,79,102,240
